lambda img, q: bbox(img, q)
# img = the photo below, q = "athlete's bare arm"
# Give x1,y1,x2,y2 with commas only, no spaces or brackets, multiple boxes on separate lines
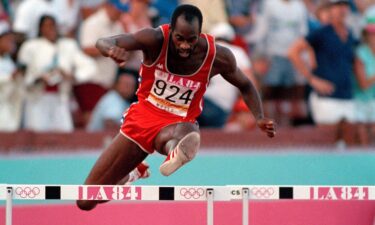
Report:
96,27,164,66
212,45,276,137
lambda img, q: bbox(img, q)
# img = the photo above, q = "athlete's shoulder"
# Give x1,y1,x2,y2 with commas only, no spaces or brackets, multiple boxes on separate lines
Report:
212,43,237,74
210,44,237,75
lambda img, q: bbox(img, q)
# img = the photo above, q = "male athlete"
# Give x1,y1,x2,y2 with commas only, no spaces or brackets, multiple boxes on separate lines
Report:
77,4,276,211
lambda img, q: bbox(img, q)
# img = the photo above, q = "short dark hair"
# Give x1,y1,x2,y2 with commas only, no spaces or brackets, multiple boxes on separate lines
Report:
171,4,203,32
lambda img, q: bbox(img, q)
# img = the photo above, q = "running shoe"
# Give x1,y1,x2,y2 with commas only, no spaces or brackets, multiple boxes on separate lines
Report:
159,132,200,176
125,161,150,185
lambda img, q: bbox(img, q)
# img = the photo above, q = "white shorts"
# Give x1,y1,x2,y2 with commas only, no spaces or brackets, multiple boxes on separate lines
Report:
309,92,355,125
353,99,375,123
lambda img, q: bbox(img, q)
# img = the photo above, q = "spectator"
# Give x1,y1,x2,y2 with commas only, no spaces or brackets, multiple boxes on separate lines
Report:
225,0,263,39
346,0,375,39
51,0,81,37
198,23,256,129
87,69,137,131
365,3,375,17
288,0,357,144
224,0,264,53
79,0,106,20
362,2,375,31
18,15,96,132
353,16,375,145
249,0,309,125
120,0,152,71
12,0,55,39
252,0,308,86
120,0,152,33
76,0,127,125
0,22,24,132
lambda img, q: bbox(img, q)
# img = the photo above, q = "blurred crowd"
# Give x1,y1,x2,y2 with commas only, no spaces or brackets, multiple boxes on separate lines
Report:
0,0,374,145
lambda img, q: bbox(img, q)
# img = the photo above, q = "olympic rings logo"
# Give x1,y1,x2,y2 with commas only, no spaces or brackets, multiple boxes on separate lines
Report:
15,187,41,198
180,188,205,199
250,187,275,198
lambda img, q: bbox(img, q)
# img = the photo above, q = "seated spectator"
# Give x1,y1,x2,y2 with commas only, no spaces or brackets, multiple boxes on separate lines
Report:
288,0,357,145
0,22,25,132
18,15,97,132
198,23,255,129
76,0,127,126
87,70,137,131
353,16,375,145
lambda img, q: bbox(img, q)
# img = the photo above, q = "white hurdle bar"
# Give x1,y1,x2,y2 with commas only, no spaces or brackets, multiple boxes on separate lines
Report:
2,185,375,225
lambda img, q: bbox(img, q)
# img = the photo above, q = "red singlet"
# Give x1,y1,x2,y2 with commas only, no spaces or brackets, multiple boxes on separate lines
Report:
120,24,216,153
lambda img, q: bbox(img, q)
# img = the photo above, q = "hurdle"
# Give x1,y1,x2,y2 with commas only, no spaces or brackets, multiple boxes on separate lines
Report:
1,184,375,225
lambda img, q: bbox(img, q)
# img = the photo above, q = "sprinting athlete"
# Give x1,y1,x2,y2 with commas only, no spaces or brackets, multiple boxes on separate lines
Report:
77,4,276,211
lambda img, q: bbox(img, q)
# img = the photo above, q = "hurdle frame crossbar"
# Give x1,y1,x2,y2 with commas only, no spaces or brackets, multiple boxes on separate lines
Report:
2,184,375,225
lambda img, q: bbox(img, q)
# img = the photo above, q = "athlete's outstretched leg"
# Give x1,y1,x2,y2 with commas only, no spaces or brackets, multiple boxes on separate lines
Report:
154,122,200,176
76,133,148,211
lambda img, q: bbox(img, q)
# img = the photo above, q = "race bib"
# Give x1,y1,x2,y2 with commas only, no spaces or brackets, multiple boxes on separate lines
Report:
147,69,201,117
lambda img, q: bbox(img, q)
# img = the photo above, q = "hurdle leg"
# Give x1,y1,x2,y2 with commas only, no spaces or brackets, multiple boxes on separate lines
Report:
242,188,249,225
206,188,214,225
6,187,13,225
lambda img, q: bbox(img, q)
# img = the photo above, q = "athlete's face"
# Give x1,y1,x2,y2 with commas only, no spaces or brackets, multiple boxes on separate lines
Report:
171,16,200,58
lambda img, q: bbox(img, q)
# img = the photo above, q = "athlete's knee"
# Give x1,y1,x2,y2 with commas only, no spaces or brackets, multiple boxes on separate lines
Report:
76,200,97,211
